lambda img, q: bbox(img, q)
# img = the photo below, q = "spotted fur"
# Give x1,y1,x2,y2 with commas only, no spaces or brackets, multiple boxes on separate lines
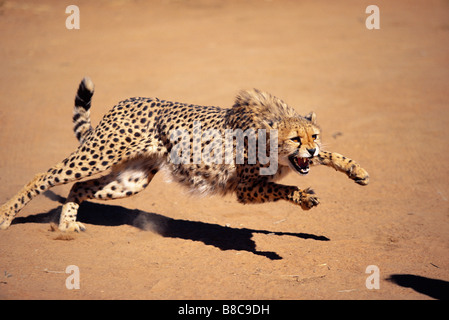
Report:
0,79,369,232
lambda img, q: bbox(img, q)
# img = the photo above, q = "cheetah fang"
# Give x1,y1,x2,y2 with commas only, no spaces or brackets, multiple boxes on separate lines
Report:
0,77,369,232
289,154,310,175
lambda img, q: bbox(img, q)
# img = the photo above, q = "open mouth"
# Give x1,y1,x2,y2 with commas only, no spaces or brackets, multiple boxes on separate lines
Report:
288,154,310,175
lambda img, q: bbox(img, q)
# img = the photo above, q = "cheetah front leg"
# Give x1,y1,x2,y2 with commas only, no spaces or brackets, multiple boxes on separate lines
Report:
312,151,369,185
236,181,319,210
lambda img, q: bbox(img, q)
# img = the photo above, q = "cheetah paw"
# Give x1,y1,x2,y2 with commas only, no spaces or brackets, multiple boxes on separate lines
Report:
349,165,370,186
58,221,86,232
0,217,12,230
293,188,320,210
0,211,12,230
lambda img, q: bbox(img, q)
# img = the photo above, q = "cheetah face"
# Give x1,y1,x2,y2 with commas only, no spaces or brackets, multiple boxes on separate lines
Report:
277,116,321,175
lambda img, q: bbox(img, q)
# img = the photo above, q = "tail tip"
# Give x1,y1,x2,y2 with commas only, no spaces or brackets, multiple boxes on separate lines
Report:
75,76,95,111
81,76,94,93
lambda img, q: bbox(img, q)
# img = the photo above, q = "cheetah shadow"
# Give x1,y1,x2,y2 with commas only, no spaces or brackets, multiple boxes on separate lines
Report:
12,191,330,260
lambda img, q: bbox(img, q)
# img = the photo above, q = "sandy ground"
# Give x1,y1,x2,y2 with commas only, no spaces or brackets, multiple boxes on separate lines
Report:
0,0,449,300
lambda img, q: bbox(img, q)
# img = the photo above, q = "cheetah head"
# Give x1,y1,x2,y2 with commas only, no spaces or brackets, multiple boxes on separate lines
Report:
277,112,321,175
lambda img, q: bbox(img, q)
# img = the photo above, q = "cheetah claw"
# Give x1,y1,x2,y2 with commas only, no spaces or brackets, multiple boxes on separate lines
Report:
58,221,86,232
301,195,320,210
295,188,320,210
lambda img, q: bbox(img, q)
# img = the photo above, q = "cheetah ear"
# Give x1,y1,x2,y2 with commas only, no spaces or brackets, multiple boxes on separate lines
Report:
304,112,317,124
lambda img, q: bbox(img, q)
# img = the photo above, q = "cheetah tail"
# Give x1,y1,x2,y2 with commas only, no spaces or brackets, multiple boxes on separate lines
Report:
73,77,94,144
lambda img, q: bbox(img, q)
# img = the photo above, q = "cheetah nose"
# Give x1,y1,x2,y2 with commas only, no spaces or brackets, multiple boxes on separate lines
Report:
307,148,316,158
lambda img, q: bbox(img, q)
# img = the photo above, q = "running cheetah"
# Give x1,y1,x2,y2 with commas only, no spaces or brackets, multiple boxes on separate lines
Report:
0,78,369,232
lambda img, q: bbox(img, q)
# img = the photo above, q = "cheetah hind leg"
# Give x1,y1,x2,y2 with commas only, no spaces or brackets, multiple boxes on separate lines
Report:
59,162,158,232
0,171,61,230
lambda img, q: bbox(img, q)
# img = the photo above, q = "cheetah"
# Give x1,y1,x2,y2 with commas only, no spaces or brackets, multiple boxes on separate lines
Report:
0,77,369,232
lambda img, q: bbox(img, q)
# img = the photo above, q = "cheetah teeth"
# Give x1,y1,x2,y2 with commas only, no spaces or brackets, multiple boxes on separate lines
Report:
288,155,310,175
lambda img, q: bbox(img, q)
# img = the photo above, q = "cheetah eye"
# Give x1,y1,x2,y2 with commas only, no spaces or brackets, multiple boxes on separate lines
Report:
312,134,318,140
290,137,301,144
